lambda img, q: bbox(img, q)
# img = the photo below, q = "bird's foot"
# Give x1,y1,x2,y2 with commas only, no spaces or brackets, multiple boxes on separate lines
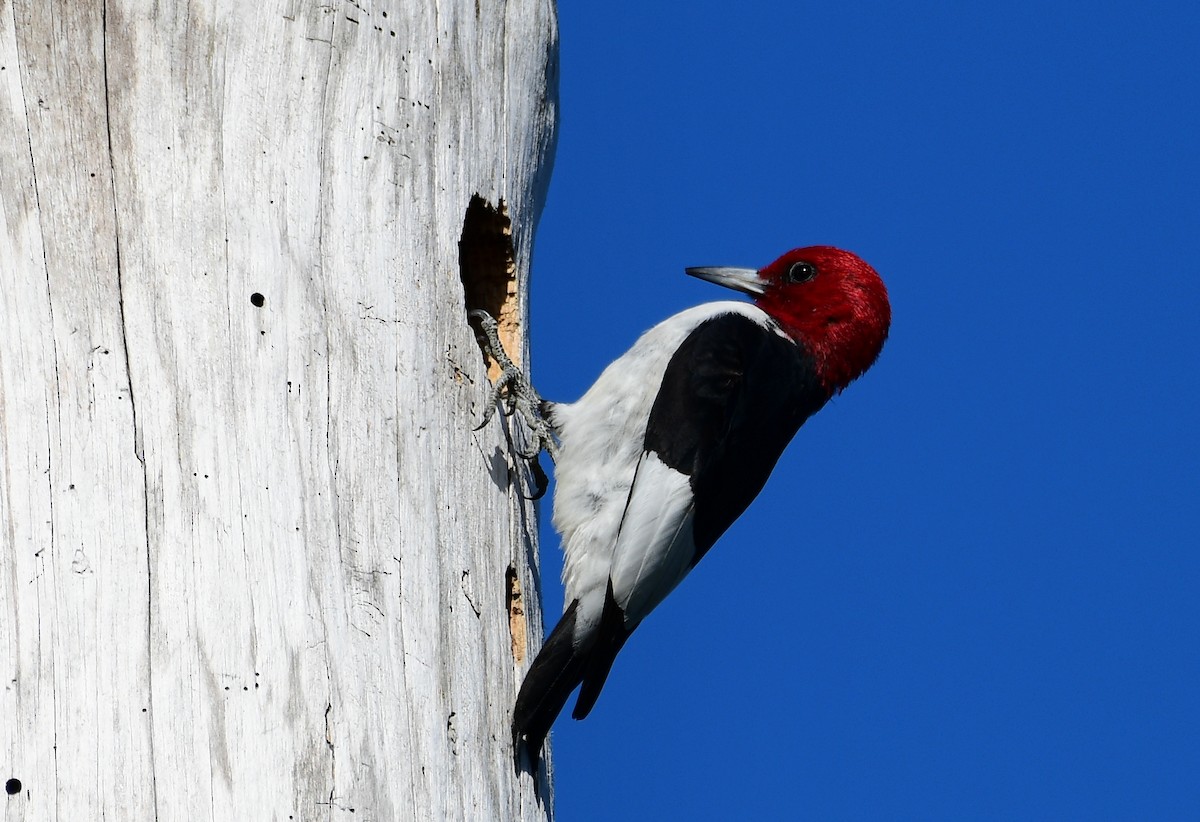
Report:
469,310,560,465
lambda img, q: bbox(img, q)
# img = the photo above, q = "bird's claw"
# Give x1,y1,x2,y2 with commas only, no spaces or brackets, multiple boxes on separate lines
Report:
470,310,560,466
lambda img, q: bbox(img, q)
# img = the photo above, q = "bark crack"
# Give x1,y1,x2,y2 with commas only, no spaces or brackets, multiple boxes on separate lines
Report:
324,700,336,819
318,7,338,548
101,2,159,816
314,26,341,813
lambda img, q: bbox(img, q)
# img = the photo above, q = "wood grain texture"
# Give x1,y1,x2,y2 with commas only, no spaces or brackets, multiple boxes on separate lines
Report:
0,0,558,818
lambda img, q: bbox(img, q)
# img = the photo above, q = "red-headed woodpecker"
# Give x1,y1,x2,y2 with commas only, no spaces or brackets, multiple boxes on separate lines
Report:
474,246,890,771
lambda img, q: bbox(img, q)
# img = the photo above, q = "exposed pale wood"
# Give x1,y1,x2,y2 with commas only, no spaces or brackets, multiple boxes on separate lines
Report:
0,0,558,818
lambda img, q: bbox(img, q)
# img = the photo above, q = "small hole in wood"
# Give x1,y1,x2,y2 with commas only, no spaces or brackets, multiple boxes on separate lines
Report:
506,566,527,664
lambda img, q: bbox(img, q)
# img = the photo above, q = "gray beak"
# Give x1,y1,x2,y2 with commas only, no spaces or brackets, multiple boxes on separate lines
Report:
684,266,767,296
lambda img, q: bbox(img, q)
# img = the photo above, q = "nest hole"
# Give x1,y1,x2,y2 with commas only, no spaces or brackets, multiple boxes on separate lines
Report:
459,194,519,380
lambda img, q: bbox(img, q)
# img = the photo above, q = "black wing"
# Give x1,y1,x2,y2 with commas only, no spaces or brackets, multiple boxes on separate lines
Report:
643,311,829,563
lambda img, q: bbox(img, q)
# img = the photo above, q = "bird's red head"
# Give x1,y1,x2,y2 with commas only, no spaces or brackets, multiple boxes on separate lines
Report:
687,246,890,392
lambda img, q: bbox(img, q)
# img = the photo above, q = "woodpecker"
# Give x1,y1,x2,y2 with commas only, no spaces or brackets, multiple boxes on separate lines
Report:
473,246,890,771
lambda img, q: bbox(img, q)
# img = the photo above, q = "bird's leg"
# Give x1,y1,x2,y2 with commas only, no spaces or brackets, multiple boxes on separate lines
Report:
469,310,560,465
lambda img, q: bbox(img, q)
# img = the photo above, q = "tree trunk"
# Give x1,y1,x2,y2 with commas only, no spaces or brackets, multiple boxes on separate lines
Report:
0,0,558,819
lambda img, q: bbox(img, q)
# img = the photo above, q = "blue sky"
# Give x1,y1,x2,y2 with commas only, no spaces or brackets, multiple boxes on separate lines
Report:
528,2,1199,819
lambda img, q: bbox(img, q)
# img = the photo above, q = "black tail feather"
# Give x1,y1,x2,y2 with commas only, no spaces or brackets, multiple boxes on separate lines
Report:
513,599,588,773
572,582,632,721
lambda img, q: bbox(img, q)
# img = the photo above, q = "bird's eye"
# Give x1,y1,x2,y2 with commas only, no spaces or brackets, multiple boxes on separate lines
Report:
787,262,817,283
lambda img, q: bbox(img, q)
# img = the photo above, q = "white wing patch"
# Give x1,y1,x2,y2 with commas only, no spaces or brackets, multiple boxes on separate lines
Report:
608,451,696,626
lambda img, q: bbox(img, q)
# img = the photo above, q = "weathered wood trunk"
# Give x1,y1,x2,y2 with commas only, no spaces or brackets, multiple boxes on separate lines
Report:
0,0,558,818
